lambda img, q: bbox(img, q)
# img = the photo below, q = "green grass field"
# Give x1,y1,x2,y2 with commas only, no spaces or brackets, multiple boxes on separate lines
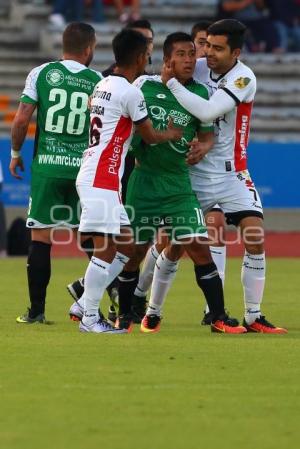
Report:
1,257,300,449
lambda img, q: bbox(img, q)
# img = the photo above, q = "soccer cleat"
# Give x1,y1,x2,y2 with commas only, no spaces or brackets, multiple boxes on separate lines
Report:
16,309,53,325
115,314,133,333
80,318,127,334
243,316,288,334
131,294,147,324
201,311,213,325
211,314,247,334
107,305,117,325
140,314,161,333
69,301,83,322
67,278,84,302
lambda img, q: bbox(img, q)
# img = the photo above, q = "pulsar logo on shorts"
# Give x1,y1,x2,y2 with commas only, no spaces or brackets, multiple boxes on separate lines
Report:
46,69,65,87
234,77,251,89
156,94,166,99
27,221,35,227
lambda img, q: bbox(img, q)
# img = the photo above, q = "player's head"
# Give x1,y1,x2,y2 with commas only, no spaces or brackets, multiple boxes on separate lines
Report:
62,22,96,67
126,19,154,56
205,19,246,72
113,29,149,76
163,32,196,83
191,20,212,58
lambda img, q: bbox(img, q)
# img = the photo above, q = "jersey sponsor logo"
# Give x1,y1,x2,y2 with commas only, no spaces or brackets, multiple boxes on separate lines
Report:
138,99,146,112
149,105,191,154
156,93,166,99
90,105,105,115
234,77,251,89
93,115,132,190
46,69,65,87
94,90,111,101
234,102,253,171
149,105,166,121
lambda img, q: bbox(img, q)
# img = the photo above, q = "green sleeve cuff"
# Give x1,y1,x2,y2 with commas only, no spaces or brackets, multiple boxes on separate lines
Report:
20,94,37,105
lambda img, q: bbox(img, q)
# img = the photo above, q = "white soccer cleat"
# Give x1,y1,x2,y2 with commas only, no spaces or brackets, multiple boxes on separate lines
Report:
79,318,128,334
69,301,84,322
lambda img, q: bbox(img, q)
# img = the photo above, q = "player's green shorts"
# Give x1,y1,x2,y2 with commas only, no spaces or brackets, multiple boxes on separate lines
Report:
125,168,207,243
27,171,80,228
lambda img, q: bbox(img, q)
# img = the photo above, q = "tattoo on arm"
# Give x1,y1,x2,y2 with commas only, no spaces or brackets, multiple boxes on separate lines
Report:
11,103,36,151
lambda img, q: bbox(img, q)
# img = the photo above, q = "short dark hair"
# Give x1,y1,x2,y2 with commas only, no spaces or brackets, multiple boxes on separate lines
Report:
191,20,212,41
126,19,154,37
112,29,148,66
163,32,194,58
207,19,247,51
63,22,96,54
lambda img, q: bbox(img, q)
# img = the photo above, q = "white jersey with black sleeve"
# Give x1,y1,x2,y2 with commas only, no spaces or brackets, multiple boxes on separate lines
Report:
77,74,148,191
168,58,256,177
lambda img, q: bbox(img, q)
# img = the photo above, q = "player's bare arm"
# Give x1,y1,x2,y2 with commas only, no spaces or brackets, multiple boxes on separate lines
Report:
10,102,36,179
135,117,183,144
186,131,214,165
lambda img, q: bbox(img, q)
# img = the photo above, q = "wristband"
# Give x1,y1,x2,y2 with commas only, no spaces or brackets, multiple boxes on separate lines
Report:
11,149,21,159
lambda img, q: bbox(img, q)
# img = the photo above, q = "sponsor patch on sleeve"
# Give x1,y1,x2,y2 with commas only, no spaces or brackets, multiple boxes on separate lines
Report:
234,77,251,89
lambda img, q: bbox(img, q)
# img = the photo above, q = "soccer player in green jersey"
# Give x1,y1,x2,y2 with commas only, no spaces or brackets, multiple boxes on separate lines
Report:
117,32,246,334
10,23,101,323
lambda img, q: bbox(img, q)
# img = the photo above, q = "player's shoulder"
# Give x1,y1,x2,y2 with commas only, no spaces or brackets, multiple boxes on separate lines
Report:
188,78,210,98
85,67,103,81
194,57,209,80
133,74,161,89
229,60,256,87
27,61,54,78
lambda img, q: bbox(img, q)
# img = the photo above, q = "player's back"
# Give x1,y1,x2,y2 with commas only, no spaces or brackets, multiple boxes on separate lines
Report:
21,60,102,179
192,58,256,177
78,75,146,191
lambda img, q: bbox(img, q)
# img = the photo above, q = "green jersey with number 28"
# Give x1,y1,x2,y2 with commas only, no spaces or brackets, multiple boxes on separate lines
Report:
20,60,102,179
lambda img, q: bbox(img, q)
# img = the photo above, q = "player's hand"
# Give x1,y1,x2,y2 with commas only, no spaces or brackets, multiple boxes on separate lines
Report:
186,140,210,165
161,61,176,85
9,156,24,180
166,118,183,141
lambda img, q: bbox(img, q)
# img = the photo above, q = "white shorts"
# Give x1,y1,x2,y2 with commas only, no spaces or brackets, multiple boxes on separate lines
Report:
190,170,263,225
76,185,130,235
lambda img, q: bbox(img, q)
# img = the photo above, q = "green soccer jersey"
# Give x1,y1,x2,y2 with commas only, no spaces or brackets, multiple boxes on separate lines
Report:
21,60,102,179
132,75,213,177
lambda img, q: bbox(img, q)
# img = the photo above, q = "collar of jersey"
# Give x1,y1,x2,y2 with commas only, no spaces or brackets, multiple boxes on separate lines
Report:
110,73,130,82
60,59,87,71
209,59,239,82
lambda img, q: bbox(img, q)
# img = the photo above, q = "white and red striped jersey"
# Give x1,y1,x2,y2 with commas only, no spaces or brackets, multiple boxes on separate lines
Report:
77,74,148,190
192,58,256,176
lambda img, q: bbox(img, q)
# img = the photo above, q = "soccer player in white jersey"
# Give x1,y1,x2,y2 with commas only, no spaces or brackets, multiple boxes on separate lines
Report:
76,29,182,333
146,19,287,334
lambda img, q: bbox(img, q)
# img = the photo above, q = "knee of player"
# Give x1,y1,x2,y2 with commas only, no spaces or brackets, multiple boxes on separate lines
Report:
244,241,265,255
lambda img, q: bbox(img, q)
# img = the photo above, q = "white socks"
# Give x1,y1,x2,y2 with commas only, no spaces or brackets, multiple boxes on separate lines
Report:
134,244,160,298
80,252,129,322
205,246,226,313
82,256,110,325
146,250,179,316
242,251,265,324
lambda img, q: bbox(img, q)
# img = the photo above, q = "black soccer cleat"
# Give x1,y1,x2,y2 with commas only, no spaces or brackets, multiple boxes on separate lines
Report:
140,314,161,333
201,311,213,325
67,278,84,301
115,314,133,333
131,294,147,324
